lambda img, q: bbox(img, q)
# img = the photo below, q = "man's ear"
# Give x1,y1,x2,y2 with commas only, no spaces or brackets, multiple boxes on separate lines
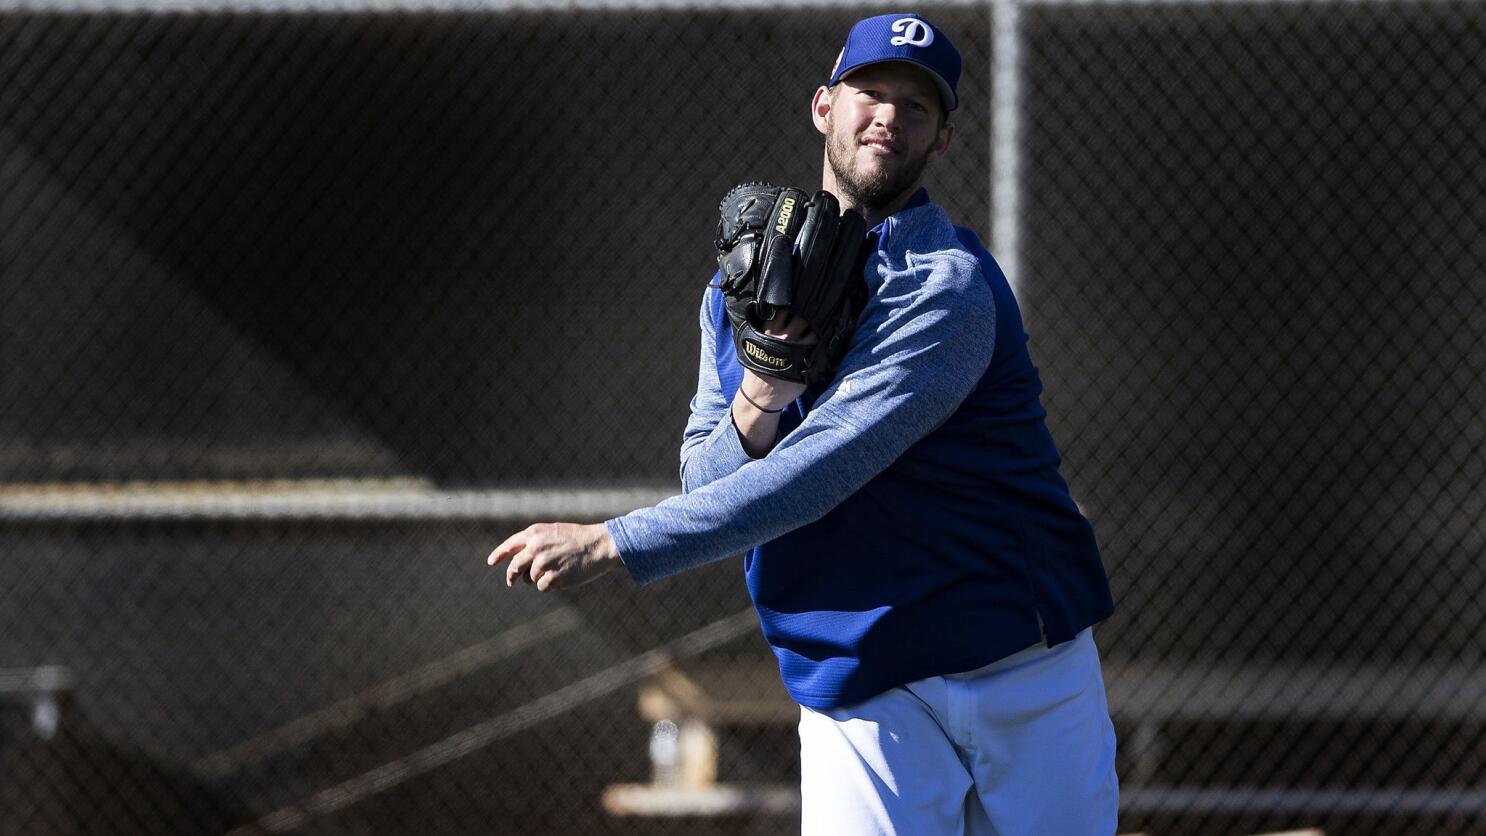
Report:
929,121,955,162
810,86,833,136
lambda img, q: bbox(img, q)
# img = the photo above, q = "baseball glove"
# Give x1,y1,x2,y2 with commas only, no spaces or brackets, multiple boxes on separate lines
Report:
713,182,870,386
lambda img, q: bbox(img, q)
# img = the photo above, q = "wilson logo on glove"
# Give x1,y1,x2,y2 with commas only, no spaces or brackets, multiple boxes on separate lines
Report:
744,340,789,369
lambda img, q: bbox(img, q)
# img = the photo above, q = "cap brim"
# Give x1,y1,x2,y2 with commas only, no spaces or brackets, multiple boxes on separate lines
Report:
835,58,957,112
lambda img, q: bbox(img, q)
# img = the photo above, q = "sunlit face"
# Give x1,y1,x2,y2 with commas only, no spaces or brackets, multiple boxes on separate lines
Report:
815,62,952,214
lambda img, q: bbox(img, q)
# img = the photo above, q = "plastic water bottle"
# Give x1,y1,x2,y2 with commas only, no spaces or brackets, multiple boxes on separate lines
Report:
649,719,680,786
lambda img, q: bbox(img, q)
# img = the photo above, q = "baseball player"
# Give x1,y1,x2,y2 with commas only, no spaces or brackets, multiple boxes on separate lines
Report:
490,13,1119,834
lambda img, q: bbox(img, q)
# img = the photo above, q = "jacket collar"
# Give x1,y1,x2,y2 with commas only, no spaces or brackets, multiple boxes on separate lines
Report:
869,187,932,235
871,187,934,247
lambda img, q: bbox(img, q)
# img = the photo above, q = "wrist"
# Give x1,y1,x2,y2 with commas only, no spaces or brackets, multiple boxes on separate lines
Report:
739,371,800,412
737,386,784,414
593,523,622,565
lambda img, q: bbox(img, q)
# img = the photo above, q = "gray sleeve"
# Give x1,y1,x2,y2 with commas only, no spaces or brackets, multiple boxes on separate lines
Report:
607,250,997,586
678,286,756,493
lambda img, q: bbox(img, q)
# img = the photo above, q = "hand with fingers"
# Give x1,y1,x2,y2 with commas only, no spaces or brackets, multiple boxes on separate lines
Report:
737,310,819,412
487,522,622,591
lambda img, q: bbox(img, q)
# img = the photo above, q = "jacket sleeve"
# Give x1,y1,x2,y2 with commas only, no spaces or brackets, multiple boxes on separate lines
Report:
607,247,997,585
678,283,756,493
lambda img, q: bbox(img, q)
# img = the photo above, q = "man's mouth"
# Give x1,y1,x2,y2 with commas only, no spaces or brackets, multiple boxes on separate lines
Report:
860,135,900,156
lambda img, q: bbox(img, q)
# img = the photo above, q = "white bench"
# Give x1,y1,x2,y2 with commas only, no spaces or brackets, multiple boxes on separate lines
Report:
602,661,797,817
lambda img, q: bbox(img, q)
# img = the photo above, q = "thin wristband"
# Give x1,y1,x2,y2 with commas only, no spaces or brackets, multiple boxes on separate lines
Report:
737,386,785,414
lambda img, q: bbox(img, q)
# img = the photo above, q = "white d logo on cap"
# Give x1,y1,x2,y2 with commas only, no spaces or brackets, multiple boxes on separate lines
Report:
889,17,933,48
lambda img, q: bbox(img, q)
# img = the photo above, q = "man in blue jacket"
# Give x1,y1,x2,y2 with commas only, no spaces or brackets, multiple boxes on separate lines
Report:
491,13,1119,834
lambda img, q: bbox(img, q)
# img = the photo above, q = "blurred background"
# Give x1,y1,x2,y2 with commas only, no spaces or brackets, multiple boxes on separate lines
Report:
1,0,1482,833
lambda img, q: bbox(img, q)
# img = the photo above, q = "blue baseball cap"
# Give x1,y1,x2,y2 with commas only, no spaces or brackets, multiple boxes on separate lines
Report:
827,13,962,112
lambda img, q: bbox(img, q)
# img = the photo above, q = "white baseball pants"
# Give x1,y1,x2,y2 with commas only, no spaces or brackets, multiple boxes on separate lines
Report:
798,628,1119,835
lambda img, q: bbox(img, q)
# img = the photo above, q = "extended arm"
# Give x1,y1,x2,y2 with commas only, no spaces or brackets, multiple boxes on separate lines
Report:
609,248,996,585
490,212,996,593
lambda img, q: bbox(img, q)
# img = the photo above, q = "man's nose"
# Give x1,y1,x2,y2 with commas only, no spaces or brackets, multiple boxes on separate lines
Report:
872,102,899,128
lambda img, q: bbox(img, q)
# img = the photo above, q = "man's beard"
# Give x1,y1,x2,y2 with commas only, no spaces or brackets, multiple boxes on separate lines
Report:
825,120,932,214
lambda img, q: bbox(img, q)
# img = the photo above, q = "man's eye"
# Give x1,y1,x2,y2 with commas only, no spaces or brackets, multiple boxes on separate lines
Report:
909,101,928,113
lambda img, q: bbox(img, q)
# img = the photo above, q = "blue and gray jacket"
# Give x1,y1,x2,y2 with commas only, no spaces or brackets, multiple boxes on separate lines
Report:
606,188,1115,710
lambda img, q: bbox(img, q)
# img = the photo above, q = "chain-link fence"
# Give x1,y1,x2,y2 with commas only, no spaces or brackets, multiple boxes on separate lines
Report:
1,1,1482,834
